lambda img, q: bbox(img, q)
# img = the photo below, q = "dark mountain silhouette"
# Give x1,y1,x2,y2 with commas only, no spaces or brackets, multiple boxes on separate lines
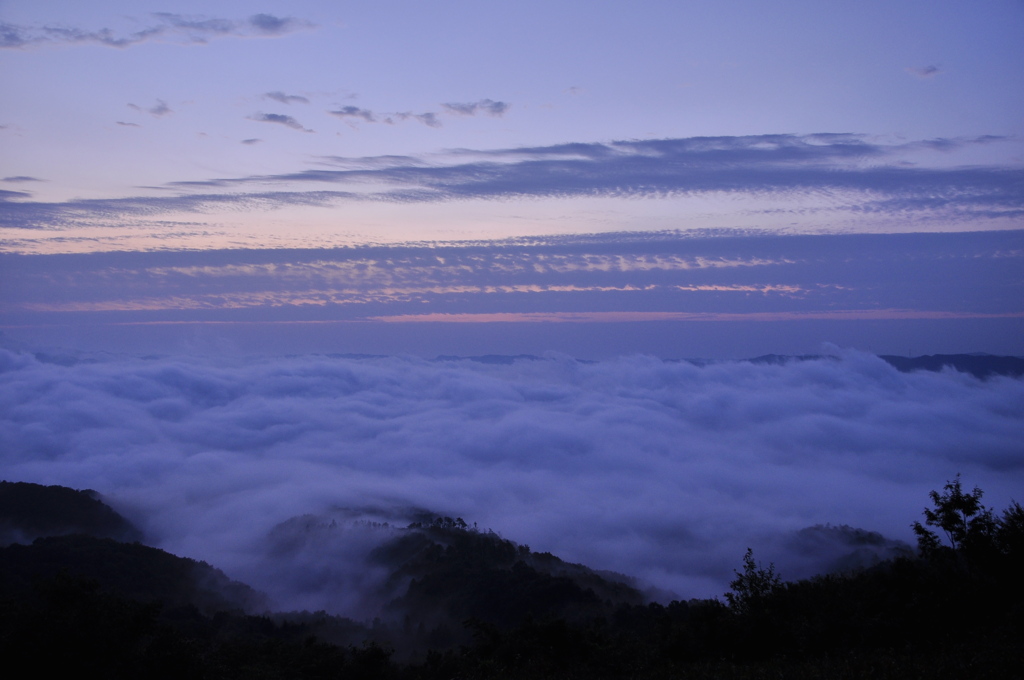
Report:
746,353,826,366
0,480,142,545
782,523,914,577
371,517,646,650
740,352,1024,379
434,354,544,365
0,534,266,614
0,480,265,615
260,510,650,652
879,353,1024,378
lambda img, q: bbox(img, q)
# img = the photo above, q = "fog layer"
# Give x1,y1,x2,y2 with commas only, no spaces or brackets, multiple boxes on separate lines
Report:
2,348,1022,608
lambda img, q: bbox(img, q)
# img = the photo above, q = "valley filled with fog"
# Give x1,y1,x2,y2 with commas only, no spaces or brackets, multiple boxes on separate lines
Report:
2,347,1021,614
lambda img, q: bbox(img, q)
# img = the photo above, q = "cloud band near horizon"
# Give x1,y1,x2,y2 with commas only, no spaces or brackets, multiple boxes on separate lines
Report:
1,134,1020,233
2,230,1021,332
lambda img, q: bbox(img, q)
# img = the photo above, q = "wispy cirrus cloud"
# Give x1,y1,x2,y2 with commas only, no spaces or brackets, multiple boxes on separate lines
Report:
328,106,377,123
248,113,314,133
0,189,354,230
0,13,313,50
442,99,510,117
328,99,510,129
129,100,172,118
264,91,309,105
344,109,441,128
906,65,941,79
0,189,32,201
388,111,441,128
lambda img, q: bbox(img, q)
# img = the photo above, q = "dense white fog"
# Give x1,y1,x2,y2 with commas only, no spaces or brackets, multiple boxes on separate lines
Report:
2,347,1022,612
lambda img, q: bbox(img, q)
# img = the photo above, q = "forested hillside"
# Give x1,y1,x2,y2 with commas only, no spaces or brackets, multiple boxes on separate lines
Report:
1,478,1021,678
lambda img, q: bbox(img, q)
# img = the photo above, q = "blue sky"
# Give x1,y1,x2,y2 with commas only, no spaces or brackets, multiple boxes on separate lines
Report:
1,0,1022,357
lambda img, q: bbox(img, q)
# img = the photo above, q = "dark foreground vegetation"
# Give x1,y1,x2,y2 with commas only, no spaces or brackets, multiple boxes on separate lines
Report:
1,478,1022,679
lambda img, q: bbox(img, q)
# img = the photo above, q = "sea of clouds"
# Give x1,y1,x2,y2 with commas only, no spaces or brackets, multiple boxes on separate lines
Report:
2,347,1022,613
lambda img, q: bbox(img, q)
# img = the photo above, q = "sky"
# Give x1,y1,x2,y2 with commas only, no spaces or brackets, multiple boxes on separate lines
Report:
1,0,1022,357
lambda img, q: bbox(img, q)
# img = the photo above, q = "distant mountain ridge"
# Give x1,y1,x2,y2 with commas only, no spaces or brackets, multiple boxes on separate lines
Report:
747,353,1024,378
425,352,1024,378
876,353,1024,379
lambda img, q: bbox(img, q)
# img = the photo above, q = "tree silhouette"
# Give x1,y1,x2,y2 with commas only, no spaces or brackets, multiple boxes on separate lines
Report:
996,500,1024,560
725,548,781,615
912,474,996,557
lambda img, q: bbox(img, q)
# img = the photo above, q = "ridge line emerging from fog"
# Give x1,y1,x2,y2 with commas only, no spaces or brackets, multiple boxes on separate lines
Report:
368,310,1024,323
